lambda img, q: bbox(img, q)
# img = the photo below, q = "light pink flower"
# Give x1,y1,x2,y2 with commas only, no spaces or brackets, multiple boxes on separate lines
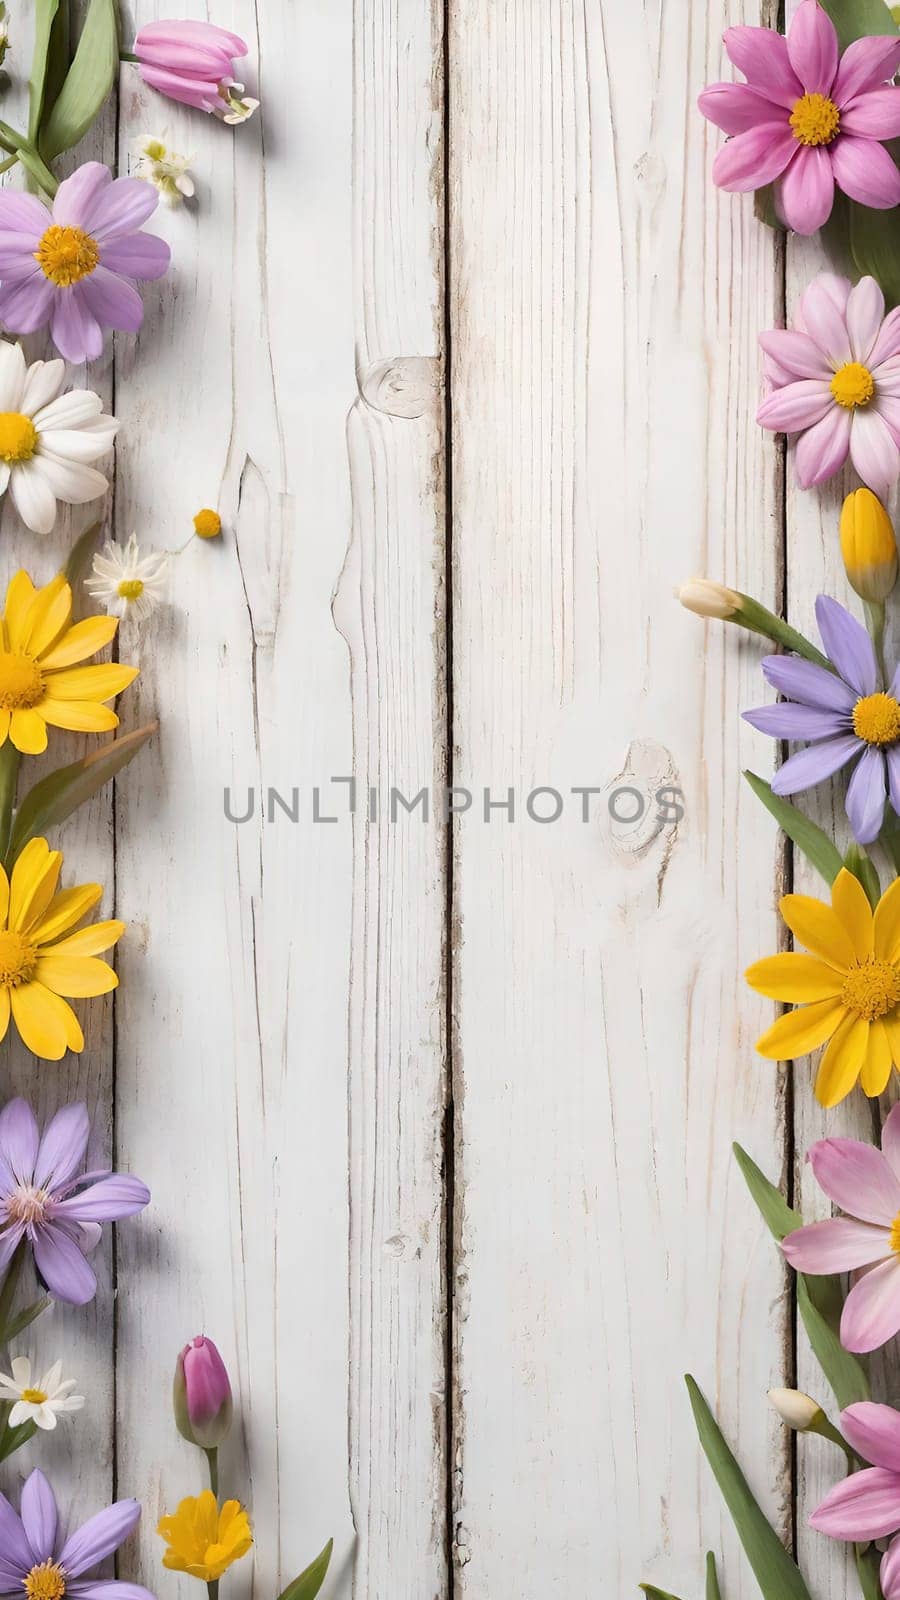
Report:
757,273,900,496
885,1535,900,1600
782,1104,900,1353
134,20,259,124
810,1402,900,1541
698,0,900,234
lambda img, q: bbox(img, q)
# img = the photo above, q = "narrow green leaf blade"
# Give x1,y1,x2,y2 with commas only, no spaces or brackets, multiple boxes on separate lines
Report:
64,520,102,588
277,1539,334,1600
3,1295,51,1344
29,0,62,141
849,200,900,311
0,1418,37,1462
706,1552,723,1600
743,772,844,886
856,1543,883,1600
845,843,880,910
640,1587,685,1600
734,1144,870,1408
818,0,899,48
8,722,157,864
41,0,119,161
686,1376,813,1600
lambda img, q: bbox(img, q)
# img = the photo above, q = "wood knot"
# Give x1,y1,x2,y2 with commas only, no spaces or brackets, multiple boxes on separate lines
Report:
358,356,440,418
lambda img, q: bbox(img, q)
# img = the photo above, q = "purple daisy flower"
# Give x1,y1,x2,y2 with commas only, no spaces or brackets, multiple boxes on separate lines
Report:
0,1468,154,1600
0,1098,150,1307
743,593,900,845
0,161,170,365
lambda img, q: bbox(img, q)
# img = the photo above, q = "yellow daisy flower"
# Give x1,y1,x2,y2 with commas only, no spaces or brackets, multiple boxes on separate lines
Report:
0,837,123,1060
158,1491,253,1581
747,867,900,1108
0,568,138,755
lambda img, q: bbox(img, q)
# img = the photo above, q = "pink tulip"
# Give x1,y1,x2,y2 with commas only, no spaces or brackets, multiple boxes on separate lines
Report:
173,1335,233,1450
810,1402,900,1540
133,20,259,124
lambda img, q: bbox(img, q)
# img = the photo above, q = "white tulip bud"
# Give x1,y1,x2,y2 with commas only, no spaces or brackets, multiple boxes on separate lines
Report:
676,579,742,620
768,1387,822,1431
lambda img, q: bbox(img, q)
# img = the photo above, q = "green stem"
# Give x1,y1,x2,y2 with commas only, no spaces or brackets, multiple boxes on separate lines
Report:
16,143,57,199
865,599,887,682
120,50,139,63
205,1445,219,1497
0,741,20,865
733,593,832,669
0,153,18,177
0,1239,24,1347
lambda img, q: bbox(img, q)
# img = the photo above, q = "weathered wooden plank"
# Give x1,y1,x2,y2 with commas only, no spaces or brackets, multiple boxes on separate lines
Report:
448,2,787,1594
113,2,446,1595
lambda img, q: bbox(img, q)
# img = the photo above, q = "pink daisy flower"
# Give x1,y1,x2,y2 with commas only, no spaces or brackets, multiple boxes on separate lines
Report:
757,272,900,495
782,1104,900,1353
0,161,171,366
698,0,900,234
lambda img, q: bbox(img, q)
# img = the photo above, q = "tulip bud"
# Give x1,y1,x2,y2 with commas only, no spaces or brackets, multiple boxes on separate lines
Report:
768,1387,823,1432
174,1336,233,1450
676,578,742,619
840,488,898,603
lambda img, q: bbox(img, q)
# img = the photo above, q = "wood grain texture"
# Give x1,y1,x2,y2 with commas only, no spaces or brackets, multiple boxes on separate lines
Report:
110,2,446,1597
448,2,789,1595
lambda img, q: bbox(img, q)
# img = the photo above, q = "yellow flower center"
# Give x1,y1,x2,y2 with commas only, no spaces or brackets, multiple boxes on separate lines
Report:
23,1564,65,1600
193,508,222,539
0,928,36,985
790,91,841,146
0,650,43,711
20,1386,48,1404
841,957,900,1022
0,413,37,464
831,361,876,409
853,691,900,746
117,578,144,601
35,224,100,287
6,1182,48,1224
891,1212,900,1254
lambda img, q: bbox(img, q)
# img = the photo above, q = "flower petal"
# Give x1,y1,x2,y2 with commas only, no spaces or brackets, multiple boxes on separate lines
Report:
699,82,791,133
810,1464,900,1538
779,144,835,235
847,744,888,845
783,1216,891,1273
815,594,878,695
0,1485,39,1583
59,1500,142,1576
0,1097,39,1184
745,952,844,1001
10,982,82,1060
884,1535,900,1600
757,377,834,431
100,232,170,282
834,35,900,102
861,1018,894,1096
32,1220,96,1305
10,459,58,536
760,653,856,711
800,274,854,366
755,996,845,1059
20,1469,58,1562
847,276,887,364
78,268,145,334
758,328,834,379
38,616,118,671
843,1255,900,1352
782,890,857,968
742,702,847,739
794,403,852,486
832,866,876,960
833,133,900,209
34,1103,90,1193
86,177,158,241
52,163,111,229
54,1174,150,1223
808,1137,900,1224
723,26,803,107
841,88,900,139
851,407,900,497
712,123,799,191
815,1010,871,1106
884,1104,900,1180
50,290,103,366
842,1403,900,1472
770,733,860,795
35,954,118,998
788,0,839,95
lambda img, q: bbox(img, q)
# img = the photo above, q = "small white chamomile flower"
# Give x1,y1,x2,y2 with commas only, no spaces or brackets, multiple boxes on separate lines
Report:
134,135,196,205
86,534,169,622
0,1356,84,1431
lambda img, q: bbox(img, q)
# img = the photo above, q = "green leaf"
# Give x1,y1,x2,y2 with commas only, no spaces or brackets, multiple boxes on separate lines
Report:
844,842,881,910
7,722,157,865
29,0,71,144
754,186,784,233
277,1540,334,1600
818,0,899,48
743,772,844,887
733,1144,870,1409
706,1552,723,1600
856,1543,884,1600
848,200,900,311
40,0,119,162
3,1295,51,1344
640,1587,686,1600
64,520,102,588
0,1417,36,1462
686,1377,813,1600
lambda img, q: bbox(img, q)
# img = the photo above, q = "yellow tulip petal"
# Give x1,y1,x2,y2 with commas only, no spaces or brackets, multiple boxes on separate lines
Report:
43,663,138,702
3,570,35,650
9,709,47,756
30,887,104,945
875,877,900,962
24,574,71,657
745,953,843,1002
35,955,118,998
860,1019,894,1097
39,614,118,670
755,997,845,1060
38,699,119,734
815,1012,871,1107
831,868,875,961
779,893,856,971
9,981,78,1060
9,839,60,932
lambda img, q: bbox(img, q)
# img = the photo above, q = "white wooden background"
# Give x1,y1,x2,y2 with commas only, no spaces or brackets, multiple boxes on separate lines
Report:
0,1,847,1596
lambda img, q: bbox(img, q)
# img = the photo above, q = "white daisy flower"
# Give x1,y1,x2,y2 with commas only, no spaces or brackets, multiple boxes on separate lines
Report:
86,534,169,622
134,135,196,205
0,342,118,536
0,1356,84,1431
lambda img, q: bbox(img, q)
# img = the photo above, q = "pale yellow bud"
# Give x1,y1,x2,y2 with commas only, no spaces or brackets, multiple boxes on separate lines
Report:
768,1387,822,1431
676,579,742,620
840,488,898,603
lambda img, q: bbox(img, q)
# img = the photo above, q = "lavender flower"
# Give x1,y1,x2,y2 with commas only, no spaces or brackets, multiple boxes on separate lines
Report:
0,1468,153,1600
743,593,900,844
0,1098,149,1307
